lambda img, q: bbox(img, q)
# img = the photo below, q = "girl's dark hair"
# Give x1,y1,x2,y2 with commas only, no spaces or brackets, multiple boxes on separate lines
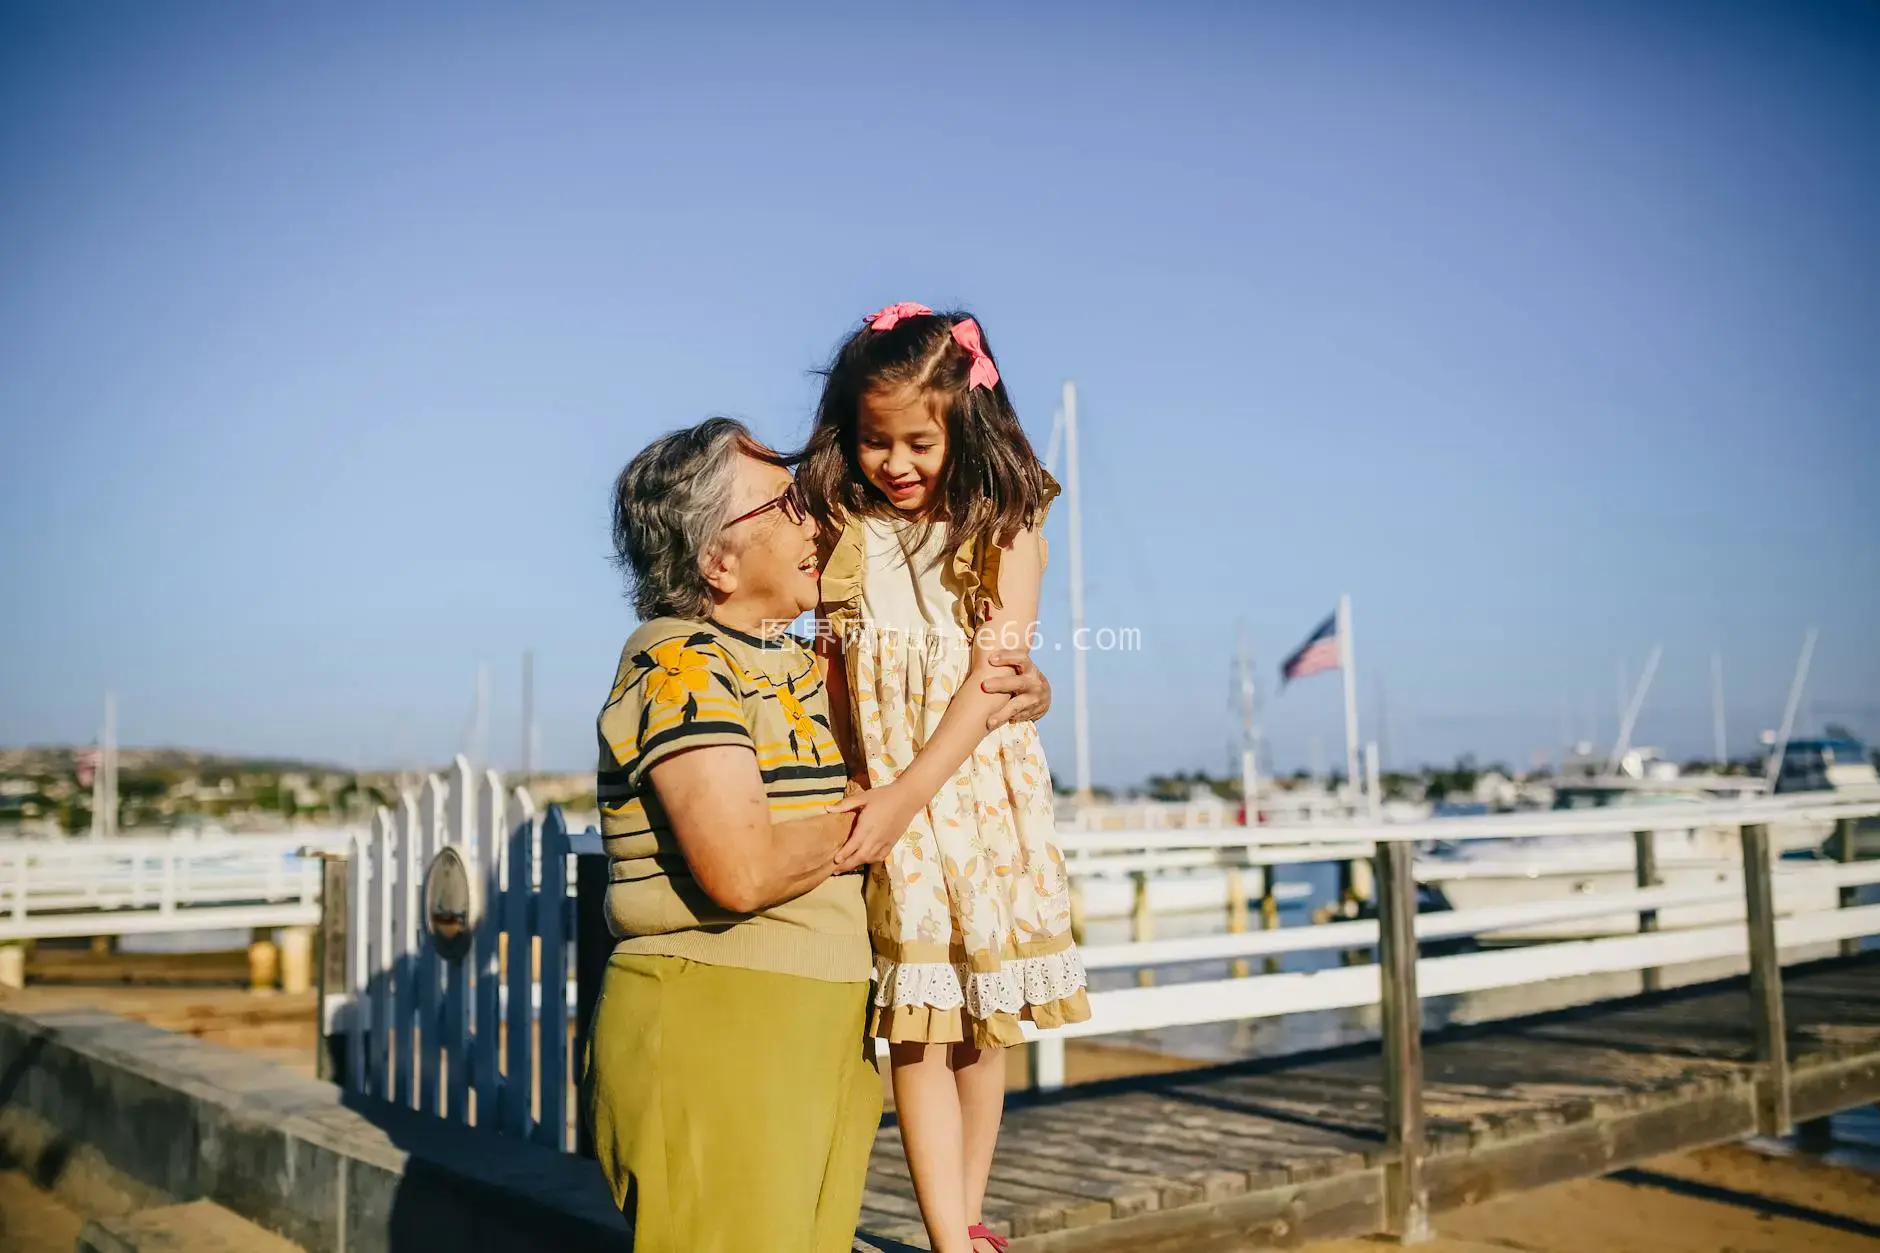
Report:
796,309,1047,562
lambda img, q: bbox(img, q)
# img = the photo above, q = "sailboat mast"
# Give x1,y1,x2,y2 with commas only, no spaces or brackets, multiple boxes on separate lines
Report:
1063,381,1092,801
1764,629,1818,787
1606,645,1661,775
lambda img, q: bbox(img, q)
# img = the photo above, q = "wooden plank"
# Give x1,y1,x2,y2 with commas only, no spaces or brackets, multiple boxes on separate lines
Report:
987,1146,1168,1219
473,770,504,1127
323,844,352,1086
417,776,445,1116
1789,1049,1880,1124
1375,838,1427,1240
393,793,420,1108
368,807,392,1101
502,789,536,1139
991,1123,1208,1210
1005,1166,1384,1253
572,841,611,1158
1740,821,1791,1134
315,851,346,1083
1422,1081,1757,1215
442,759,473,1124
996,1107,1253,1200
536,805,570,1151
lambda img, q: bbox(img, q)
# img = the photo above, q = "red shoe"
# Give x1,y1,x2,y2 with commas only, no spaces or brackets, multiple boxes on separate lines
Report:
968,1223,1009,1252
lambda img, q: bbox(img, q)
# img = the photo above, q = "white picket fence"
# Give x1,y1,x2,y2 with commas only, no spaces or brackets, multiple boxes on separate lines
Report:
337,758,579,1150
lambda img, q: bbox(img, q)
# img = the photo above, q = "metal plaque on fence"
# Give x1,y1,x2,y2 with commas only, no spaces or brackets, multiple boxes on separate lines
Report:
422,846,478,962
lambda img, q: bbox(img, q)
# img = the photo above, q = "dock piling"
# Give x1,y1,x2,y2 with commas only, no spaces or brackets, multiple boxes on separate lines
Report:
1634,829,1661,993
1741,822,1792,1136
247,927,279,994
1131,871,1154,987
1226,866,1250,979
1377,838,1429,1243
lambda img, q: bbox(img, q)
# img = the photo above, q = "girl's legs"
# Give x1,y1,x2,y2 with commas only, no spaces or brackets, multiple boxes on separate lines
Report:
890,1041,973,1253
950,1041,1007,1252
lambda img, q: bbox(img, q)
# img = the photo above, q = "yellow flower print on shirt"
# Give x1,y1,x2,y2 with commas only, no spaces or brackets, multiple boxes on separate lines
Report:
644,640,714,707
774,684,825,764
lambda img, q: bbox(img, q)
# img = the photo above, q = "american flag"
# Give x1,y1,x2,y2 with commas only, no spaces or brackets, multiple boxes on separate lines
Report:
75,747,101,788
1280,612,1341,686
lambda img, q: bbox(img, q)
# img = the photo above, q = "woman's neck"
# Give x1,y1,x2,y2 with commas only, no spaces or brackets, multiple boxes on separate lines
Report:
709,599,793,640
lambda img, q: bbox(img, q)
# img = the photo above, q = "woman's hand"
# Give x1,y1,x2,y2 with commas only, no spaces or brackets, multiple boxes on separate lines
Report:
830,781,922,874
982,652,1051,729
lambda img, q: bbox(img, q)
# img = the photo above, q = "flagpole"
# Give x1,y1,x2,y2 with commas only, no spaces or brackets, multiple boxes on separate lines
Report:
1063,380,1092,802
1237,622,1260,823
1338,594,1360,802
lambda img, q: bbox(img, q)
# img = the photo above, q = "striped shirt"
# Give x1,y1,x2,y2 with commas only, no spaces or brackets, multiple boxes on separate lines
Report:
595,617,869,982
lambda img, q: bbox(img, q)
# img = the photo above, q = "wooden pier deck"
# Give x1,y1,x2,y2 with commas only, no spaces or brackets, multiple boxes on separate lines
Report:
854,952,1880,1252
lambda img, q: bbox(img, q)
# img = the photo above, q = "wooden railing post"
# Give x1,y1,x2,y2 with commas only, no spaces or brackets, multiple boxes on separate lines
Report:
1225,865,1251,980
1376,837,1428,1243
573,844,611,1158
1836,817,1859,960
1131,870,1155,987
316,853,350,1082
1634,829,1661,993
1027,1036,1066,1092
1740,822,1791,1135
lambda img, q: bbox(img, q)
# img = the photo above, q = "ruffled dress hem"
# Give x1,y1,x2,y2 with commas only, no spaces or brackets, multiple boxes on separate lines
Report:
866,947,1092,1048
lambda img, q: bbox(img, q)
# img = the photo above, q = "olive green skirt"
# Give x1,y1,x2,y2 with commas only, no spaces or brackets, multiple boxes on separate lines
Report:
581,952,882,1253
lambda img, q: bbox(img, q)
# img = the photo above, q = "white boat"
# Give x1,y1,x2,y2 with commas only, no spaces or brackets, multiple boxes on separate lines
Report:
1414,758,1831,941
1769,734,1880,854
1070,867,1314,920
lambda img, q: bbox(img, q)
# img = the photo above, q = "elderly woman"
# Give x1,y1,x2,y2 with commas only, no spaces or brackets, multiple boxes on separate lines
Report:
585,417,1052,1253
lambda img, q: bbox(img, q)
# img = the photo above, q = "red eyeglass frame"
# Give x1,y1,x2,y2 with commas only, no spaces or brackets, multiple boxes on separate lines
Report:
723,480,808,530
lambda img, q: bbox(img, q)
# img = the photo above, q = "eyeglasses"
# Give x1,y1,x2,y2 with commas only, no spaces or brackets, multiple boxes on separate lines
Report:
723,480,808,530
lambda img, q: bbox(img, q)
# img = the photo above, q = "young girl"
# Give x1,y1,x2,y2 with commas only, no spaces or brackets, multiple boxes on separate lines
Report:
800,302,1090,1253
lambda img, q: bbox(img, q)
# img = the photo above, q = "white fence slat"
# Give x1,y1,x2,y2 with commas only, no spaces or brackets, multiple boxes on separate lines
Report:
347,829,368,1094
368,807,393,1100
393,795,420,1107
443,759,473,1124
502,789,536,1139
535,806,570,1152
473,769,504,1127
417,776,445,1116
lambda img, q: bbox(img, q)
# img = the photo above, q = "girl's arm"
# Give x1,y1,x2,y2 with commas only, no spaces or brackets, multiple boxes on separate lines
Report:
831,530,1039,871
815,630,868,790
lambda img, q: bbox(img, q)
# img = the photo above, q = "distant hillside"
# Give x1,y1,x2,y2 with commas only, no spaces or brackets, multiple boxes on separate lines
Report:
0,746,345,776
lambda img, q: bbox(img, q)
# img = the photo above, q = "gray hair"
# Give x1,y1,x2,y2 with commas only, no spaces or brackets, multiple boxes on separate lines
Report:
610,417,761,621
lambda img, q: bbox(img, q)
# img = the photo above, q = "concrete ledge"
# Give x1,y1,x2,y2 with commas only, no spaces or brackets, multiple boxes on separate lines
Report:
78,1199,306,1253
0,1008,628,1253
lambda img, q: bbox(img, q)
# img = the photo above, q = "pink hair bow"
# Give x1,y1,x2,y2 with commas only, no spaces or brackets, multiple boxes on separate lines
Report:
950,317,1000,391
866,301,933,331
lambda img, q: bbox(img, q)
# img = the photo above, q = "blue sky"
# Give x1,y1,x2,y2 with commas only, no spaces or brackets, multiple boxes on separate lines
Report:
3,2,1877,785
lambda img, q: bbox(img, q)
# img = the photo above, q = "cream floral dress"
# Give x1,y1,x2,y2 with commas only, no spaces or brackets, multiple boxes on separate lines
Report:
820,509,1090,1048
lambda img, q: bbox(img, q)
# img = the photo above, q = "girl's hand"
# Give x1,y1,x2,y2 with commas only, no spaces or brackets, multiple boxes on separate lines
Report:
830,781,921,873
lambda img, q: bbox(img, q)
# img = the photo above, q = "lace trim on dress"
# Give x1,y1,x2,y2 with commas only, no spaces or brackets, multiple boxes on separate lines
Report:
871,947,1088,1018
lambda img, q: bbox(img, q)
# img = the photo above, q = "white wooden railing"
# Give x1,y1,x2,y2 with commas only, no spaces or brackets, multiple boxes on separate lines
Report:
1024,792,1878,1054
0,834,341,942
1027,791,1880,1240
